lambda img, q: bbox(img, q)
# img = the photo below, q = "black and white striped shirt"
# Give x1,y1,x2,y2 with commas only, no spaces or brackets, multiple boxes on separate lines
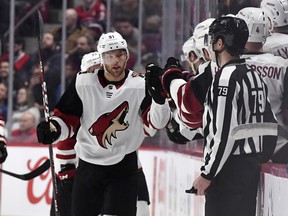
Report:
201,59,276,180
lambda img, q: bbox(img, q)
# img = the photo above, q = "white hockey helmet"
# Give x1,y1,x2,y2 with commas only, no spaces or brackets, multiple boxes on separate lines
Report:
182,36,201,62
237,7,270,43
80,51,101,72
193,18,216,37
97,31,129,57
193,18,215,60
260,0,288,27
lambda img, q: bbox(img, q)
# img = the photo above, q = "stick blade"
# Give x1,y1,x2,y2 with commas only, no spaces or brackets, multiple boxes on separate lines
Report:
0,159,50,181
23,159,50,180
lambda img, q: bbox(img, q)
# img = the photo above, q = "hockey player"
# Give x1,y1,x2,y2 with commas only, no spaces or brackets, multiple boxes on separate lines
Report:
159,17,277,216
181,18,215,76
165,18,218,144
37,31,170,216
0,115,7,163
237,7,288,163
51,51,151,216
261,0,288,59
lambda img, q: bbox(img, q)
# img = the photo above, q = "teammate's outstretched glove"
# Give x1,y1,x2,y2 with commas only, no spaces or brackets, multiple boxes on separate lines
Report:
161,57,185,96
37,120,61,144
0,141,7,163
145,63,167,104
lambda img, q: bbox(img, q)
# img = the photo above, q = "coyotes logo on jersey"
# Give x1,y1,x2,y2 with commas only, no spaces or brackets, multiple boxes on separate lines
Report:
88,101,129,149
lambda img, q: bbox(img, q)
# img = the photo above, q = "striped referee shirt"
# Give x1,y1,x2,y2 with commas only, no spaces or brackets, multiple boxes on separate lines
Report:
201,59,276,180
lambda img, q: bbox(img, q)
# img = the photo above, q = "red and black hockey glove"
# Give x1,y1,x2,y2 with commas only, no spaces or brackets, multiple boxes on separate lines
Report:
37,120,61,144
57,163,76,181
161,57,185,96
0,141,7,163
145,63,167,104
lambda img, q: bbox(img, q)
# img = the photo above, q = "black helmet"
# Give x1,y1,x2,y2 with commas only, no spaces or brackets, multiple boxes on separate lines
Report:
209,16,249,56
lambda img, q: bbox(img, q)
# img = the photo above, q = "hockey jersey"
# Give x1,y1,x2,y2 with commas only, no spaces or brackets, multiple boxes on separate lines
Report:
52,69,170,166
263,33,288,59
244,53,288,152
201,59,276,179
168,61,218,140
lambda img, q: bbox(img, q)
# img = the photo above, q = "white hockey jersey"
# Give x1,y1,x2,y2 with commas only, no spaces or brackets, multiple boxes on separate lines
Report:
263,33,288,59
52,69,170,166
244,53,288,152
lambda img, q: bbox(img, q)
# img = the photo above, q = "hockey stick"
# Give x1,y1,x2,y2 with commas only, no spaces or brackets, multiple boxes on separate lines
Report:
0,159,50,180
231,122,288,141
231,123,278,140
36,10,60,216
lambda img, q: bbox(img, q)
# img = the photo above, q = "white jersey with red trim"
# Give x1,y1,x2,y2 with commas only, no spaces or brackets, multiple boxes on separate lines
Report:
263,33,288,59
52,69,170,166
244,53,288,152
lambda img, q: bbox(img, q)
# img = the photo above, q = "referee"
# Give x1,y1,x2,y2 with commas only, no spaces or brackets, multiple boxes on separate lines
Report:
191,17,277,216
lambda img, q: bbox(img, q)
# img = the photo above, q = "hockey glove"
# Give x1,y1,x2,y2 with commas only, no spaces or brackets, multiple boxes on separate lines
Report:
161,57,185,96
57,163,76,181
37,120,61,144
0,141,7,163
166,117,189,145
145,63,167,104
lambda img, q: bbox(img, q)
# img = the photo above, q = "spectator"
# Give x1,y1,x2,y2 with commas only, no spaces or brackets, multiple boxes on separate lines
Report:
112,14,139,53
50,8,92,55
0,60,25,93
74,0,106,27
143,14,162,34
87,22,104,43
27,63,57,119
11,86,40,131
67,35,95,72
0,38,30,82
16,0,49,36
10,110,39,143
29,32,60,68
65,60,79,87
112,0,139,27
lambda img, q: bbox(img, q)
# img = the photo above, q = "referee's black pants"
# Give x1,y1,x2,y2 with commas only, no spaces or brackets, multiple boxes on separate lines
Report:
205,154,260,216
